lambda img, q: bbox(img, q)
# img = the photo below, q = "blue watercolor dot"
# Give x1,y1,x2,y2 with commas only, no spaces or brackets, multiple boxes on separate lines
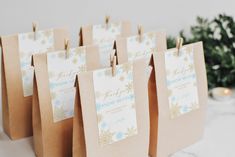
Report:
116,132,124,140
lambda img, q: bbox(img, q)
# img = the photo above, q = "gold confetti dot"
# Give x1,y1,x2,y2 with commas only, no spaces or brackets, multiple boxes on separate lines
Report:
73,58,78,64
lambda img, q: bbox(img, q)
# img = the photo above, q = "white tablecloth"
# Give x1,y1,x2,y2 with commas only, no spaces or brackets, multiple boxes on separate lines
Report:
1,96,235,157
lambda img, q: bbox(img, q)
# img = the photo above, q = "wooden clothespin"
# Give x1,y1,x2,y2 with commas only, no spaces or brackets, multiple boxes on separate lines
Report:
32,22,37,40
64,39,70,59
137,25,143,42
105,15,110,29
110,54,116,76
176,37,184,56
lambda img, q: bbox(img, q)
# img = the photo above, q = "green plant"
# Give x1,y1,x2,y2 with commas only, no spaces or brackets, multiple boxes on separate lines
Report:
168,14,235,89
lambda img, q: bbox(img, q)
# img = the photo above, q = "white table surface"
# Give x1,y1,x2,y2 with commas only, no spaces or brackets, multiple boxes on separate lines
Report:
0,96,235,157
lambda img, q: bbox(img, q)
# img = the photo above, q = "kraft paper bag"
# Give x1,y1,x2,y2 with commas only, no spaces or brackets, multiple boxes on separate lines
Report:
0,28,69,140
73,58,150,157
115,31,167,64
149,42,208,157
32,45,102,157
80,21,131,67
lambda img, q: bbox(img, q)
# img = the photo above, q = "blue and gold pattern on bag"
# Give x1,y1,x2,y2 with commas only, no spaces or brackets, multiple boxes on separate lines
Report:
126,32,157,61
47,47,86,122
165,46,199,119
93,63,138,146
92,22,121,67
18,29,54,96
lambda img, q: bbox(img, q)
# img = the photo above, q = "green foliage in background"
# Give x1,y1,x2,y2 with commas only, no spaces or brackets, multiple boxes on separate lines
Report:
168,14,235,89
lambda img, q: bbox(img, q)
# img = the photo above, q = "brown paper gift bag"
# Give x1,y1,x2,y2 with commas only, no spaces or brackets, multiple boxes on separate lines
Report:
73,58,150,157
0,27,69,140
116,29,167,64
32,45,102,157
80,19,131,67
149,42,208,157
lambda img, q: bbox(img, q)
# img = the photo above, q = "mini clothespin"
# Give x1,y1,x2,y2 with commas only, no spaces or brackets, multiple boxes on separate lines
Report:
110,54,116,76
32,22,37,40
105,15,110,29
64,39,70,59
137,25,143,42
176,37,184,56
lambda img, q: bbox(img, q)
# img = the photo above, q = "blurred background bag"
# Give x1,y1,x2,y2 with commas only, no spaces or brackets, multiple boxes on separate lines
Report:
0,27,69,140
116,29,167,64
80,19,131,67
32,45,101,157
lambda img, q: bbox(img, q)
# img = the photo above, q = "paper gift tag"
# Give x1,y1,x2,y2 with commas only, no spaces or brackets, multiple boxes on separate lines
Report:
93,63,138,146
47,47,87,122
92,22,121,67
126,32,157,61
19,29,54,96
165,46,199,119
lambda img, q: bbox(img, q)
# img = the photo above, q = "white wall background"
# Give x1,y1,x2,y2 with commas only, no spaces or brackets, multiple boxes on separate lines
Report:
0,0,235,128
1,0,235,39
